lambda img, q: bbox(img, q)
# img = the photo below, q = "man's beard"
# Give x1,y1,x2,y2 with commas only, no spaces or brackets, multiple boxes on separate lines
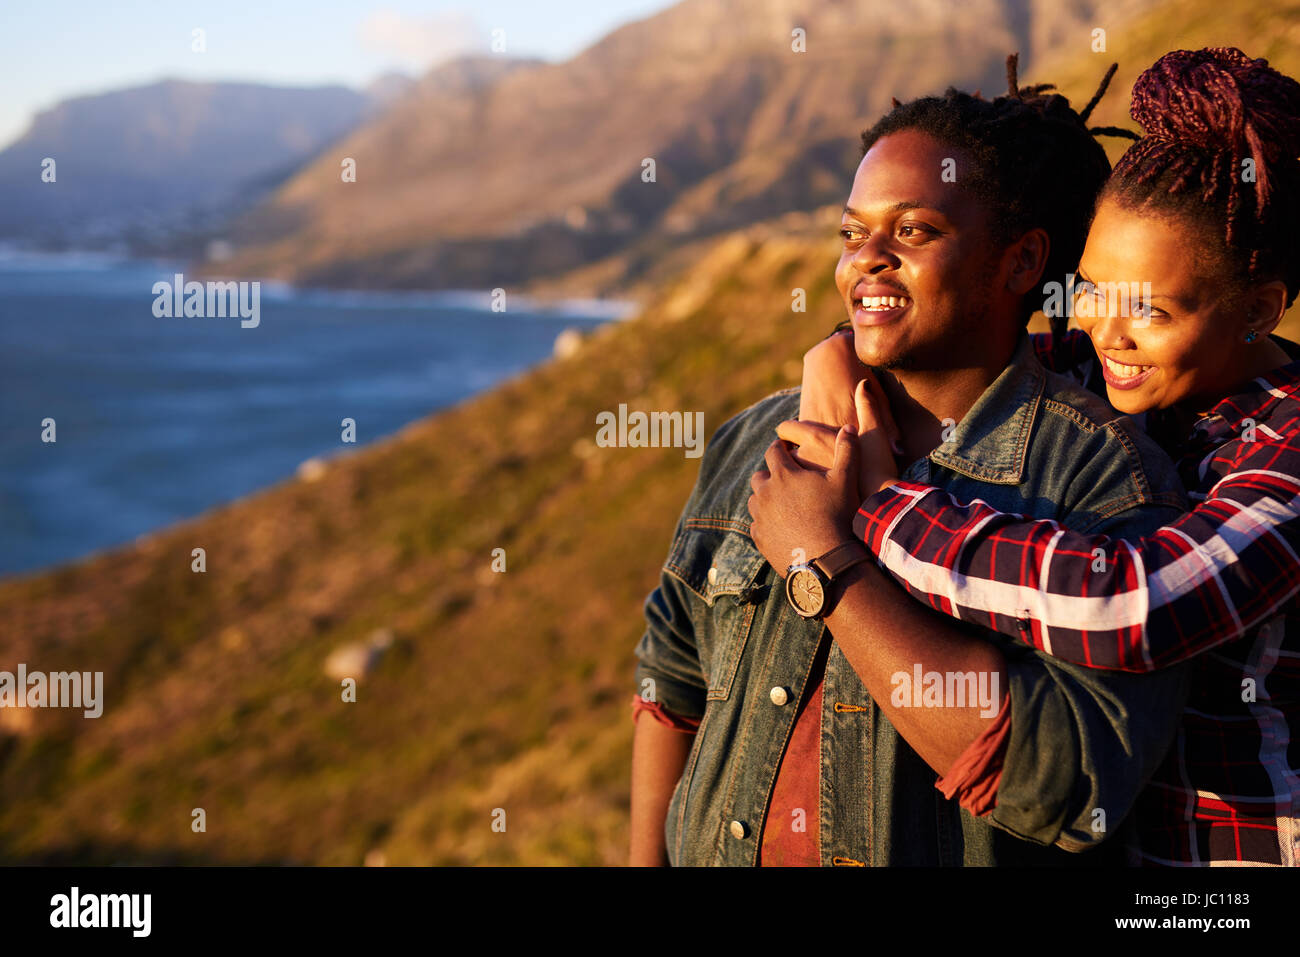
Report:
876,346,918,372
863,300,998,373
871,259,1002,373
854,322,919,372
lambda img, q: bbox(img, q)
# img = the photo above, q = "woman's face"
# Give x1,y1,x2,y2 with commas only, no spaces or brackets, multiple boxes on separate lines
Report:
1073,197,1260,415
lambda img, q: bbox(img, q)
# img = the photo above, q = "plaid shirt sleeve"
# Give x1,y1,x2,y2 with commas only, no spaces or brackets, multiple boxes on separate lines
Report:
1030,328,1094,373
852,429,1300,673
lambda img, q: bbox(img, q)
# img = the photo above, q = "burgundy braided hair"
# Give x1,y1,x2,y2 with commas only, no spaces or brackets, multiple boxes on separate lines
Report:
1105,47,1300,305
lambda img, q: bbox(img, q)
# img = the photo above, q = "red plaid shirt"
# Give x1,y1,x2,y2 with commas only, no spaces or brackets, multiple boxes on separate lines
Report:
854,329,1300,866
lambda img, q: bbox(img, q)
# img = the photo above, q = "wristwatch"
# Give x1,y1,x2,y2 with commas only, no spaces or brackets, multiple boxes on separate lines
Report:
785,541,872,619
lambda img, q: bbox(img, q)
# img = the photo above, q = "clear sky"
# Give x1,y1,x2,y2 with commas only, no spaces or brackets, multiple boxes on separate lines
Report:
0,0,677,149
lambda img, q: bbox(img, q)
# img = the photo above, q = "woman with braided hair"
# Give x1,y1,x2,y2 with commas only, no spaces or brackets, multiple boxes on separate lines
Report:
785,47,1300,866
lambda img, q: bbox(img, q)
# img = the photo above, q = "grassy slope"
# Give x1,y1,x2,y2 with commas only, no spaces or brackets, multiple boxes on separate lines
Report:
1023,0,1300,342
1030,0,1300,165
3,0,1299,865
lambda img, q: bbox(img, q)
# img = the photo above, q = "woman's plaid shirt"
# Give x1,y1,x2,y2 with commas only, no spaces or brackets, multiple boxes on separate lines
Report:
853,330,1300,866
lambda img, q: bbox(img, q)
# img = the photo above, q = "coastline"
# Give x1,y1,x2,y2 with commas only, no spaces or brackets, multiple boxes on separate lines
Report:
0,255,638,578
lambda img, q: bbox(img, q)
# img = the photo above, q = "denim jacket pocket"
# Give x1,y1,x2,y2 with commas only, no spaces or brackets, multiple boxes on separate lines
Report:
663,518,770,701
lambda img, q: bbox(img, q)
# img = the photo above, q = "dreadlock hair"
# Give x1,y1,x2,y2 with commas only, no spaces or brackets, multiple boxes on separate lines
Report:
1103,47,1300,308
858,55,1129,349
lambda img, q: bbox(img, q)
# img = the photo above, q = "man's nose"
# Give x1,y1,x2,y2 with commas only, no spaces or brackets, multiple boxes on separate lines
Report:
853,232,901,273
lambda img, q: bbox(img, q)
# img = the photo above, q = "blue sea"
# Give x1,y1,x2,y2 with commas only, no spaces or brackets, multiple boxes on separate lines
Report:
0,253,632,577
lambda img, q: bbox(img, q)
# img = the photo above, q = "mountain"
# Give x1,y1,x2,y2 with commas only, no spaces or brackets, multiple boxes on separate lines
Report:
209,0,1157,291
365,72,418,107
0,80,376,249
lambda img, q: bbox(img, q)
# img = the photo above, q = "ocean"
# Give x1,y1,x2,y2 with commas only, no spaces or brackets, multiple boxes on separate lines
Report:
0,253,631,577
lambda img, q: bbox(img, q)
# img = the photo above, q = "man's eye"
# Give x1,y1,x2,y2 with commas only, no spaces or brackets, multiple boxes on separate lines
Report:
839,227,863,242
898,223,933,239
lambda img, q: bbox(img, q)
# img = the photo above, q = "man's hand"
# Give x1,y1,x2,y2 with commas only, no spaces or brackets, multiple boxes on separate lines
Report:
776,379,903,501
748,424,862,577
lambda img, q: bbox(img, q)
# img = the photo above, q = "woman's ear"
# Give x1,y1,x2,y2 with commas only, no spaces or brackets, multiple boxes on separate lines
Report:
1004,227,1051,296
1245,280,1289,339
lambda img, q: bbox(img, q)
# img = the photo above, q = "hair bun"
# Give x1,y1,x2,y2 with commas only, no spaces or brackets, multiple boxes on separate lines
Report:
1131,47,1300,162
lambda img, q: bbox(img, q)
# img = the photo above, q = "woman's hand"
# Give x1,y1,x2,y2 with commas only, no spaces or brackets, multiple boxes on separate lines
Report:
777,379,902,500
849,377,903,496
798,330,871,430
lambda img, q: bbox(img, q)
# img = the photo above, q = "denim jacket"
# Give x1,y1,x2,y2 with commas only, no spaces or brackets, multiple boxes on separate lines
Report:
635,332,1192,865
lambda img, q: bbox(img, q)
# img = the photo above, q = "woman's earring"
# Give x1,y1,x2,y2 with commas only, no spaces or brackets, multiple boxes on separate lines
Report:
1245,330,1259,343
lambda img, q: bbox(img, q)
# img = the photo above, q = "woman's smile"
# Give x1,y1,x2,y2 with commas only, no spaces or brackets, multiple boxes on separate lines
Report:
1098,351,1158,389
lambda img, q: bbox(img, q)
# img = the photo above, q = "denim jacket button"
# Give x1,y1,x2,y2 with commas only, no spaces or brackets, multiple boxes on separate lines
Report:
769,686,790,706
707,565,719,585
729,820,749,839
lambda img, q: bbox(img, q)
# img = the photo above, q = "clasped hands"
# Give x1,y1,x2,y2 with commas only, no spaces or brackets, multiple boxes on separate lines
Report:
747,331,903,578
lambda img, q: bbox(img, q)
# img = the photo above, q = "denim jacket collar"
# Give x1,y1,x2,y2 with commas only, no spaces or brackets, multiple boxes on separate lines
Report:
924,331,1043,485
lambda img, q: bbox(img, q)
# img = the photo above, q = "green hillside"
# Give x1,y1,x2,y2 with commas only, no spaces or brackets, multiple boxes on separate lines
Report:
1032,0,1300,163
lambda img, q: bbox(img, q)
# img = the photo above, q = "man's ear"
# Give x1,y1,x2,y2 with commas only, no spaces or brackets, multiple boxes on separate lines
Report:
1244,279,1289,339
1003,227,1051,296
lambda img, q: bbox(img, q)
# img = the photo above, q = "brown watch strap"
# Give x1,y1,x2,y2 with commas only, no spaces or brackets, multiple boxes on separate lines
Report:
812,541,871,580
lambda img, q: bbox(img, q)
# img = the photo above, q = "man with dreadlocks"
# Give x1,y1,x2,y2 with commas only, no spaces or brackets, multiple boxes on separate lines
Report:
798,47,1300,867
629,58,1192,866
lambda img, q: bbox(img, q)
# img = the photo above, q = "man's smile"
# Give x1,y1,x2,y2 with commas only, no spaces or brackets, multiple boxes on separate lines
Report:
851,281,912,327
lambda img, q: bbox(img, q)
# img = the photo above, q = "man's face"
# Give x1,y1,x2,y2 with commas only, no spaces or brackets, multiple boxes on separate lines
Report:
834,129,1009,371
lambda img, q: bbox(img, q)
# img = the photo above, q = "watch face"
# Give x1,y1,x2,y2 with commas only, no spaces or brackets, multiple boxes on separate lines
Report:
786,567,825,617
